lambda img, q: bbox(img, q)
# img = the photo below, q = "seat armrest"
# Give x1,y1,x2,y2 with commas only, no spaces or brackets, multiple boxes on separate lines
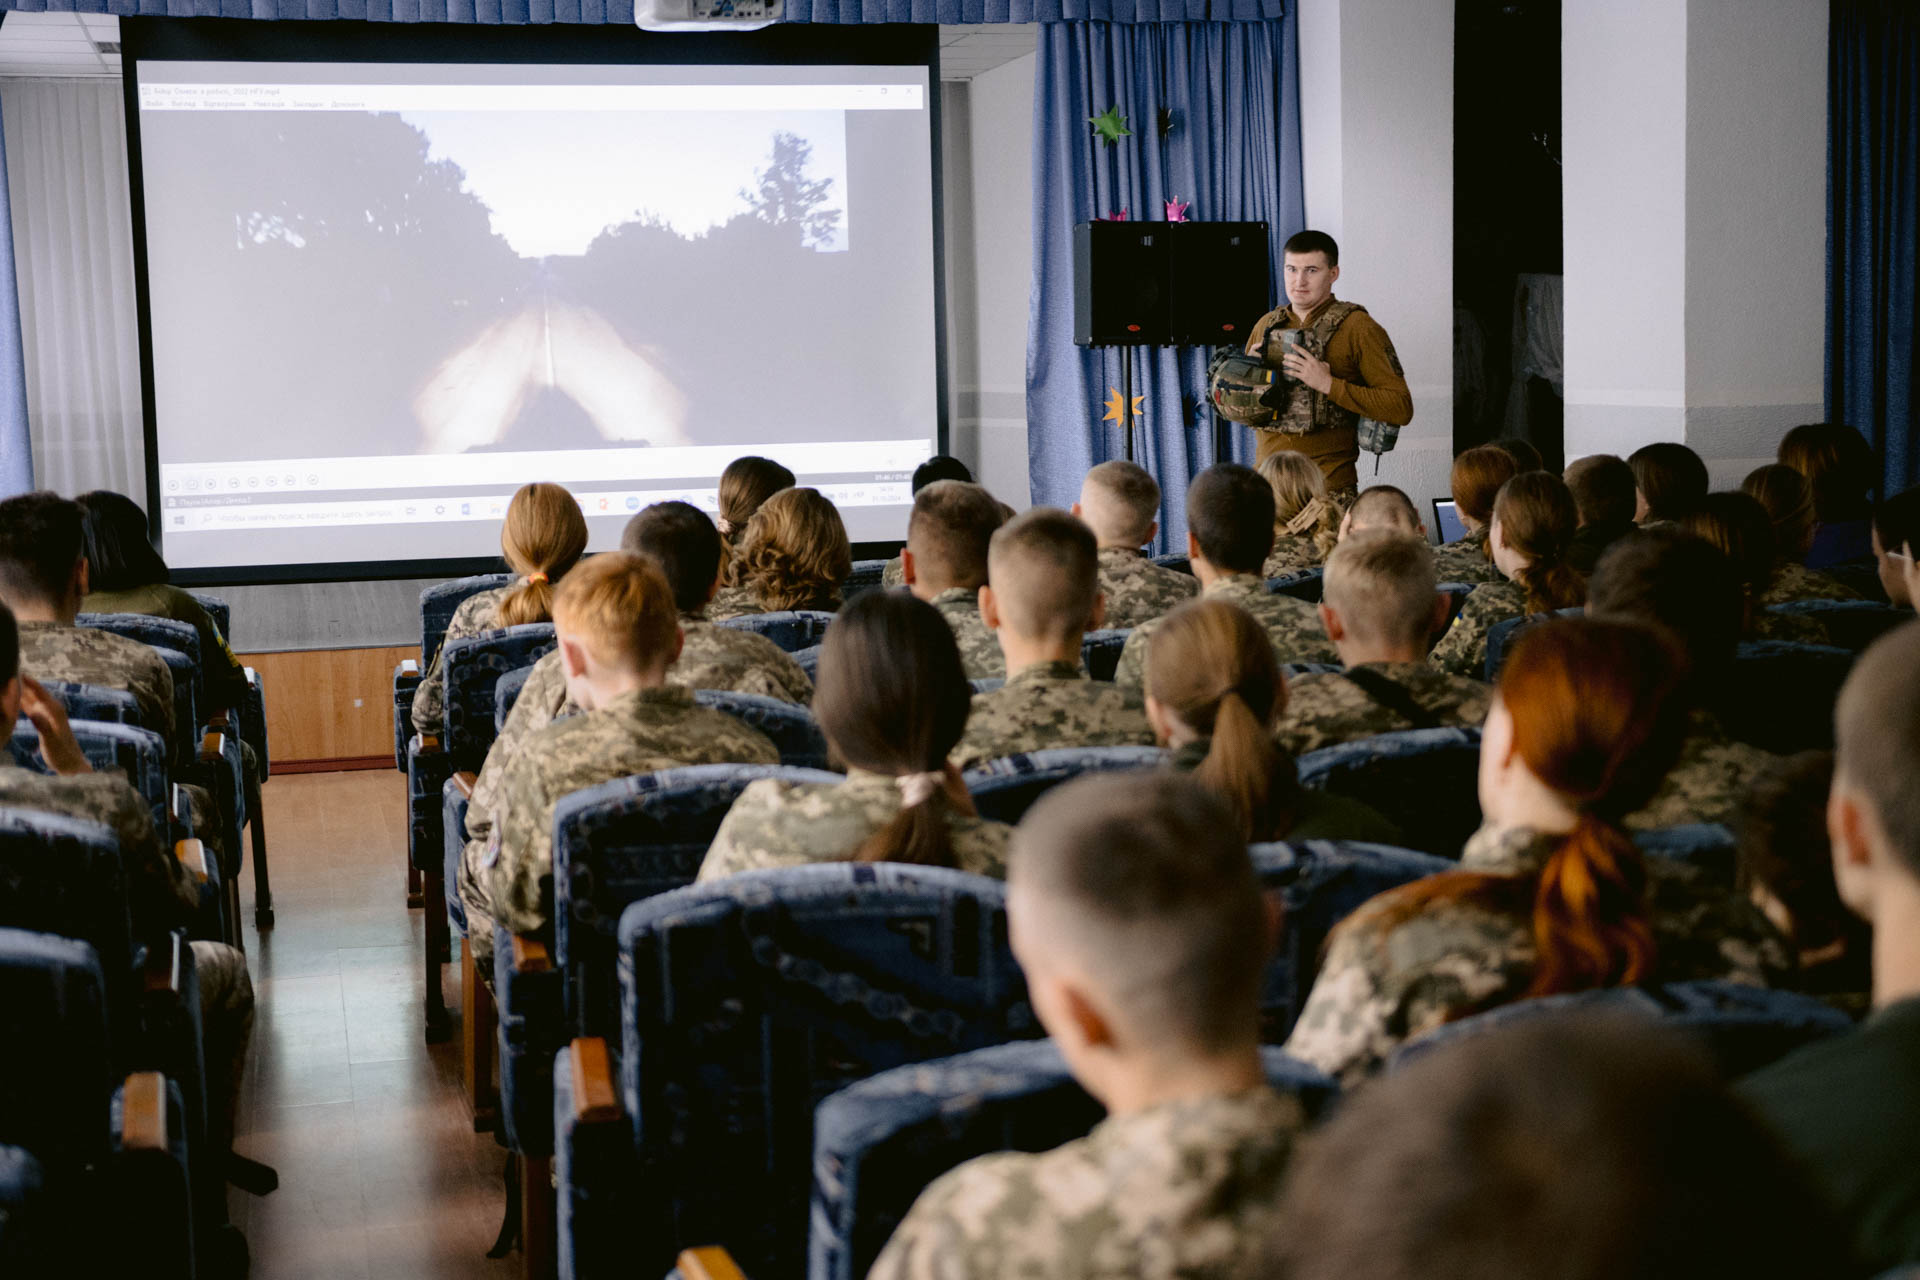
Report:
119,1072,169,1152
208,708,232,730
450,770,478,800
568,1038,620,1126
677,1247,750,1280
173,838,208,884
198,731,226,765
512,934,551,973
244,666,260,688
143,931,186,996
401,658,420,675
416,733,442,755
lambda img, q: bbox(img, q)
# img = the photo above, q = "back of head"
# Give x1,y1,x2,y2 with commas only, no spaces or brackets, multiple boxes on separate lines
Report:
1078,460,1160,547
498,482,591,628
0,600,15,683
736,487,852,610
75,491,168,593
1490,437,1545,474
1834,622,1920,880
1743,463,1817,560
716,455,795,542
1629,443,1709,522
0,491,85,610
1779,422,1875,522
551,550,679,676
1146,598,1292,842
1737,751,1866,971
815,591,972,867
1257,451,1338,557
1011,771,1265,1055
621,501,722,615
1450,445,1519,526
1682,491,1779,599
1493,471,1585,612
911,454,973,494
1588,528,1743,675
1186,464,1277,575
1563,454,1637,528
1271,1013,1842,1280
1344,485,1422,538
906,480,1005,592
1323,530,1438,651
1872,485,1920,559
986,508,1099,643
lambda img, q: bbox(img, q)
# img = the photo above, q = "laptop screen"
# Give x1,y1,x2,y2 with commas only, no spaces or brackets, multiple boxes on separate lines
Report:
1432,499,1468,545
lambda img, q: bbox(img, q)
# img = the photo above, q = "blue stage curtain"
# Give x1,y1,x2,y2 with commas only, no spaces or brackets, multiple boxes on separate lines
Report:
0,98,31,498
1829,0,1919,497
2,0,1279,21
1026,19,1302,552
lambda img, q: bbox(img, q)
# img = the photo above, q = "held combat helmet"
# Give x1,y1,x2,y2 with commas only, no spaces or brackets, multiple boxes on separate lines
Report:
1208,348,1288,427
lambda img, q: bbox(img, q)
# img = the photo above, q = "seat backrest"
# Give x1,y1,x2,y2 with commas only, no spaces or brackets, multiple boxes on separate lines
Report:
961,745,1169,825
150,646,199,749
716,610,839,654
0,1143,49,1273
1817,558,1890,604
9,720,172,835
1250,840,1453,1038
551,763,844,1037
1482,606,1584,682
841,560,890,602
1080,628,1132,682
1712,640,1855,754
1766,599,1910,652
790,644,824,682
439,625,558,772
493,664,536,736
809,1041,1337,1280
1150,553,1192,576
1267,566,1325,602
1295,728,1484,859
419,573,513,667
0,813,133,1040
35,682,142,730
75,613,201,673
1282,662,1344,679
185,593,231,644
691,690,831,770
968,678,1004,694
1435,582,1476,632
0,928,113,1179
1634,823,1738,881
616,863,1035,1279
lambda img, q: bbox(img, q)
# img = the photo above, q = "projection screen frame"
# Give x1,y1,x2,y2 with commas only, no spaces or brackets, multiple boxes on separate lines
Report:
120,16,949,586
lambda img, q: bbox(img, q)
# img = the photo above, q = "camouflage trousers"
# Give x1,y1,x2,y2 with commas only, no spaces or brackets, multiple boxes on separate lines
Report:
190,939,255,1159
457,837,498,989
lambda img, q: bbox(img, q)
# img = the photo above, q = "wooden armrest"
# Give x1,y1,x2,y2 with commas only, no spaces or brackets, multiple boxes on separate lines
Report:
120,1072,169,1153
209,710,232,732
511,935,551,973
450,771,477,800
144,932,184,995
198,731,227,762
568,1038,621,1126
173,839,208,884
417,733,441,754
676,1247,749,1280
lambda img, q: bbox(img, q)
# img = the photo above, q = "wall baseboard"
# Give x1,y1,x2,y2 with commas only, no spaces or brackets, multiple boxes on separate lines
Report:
273,755,394,775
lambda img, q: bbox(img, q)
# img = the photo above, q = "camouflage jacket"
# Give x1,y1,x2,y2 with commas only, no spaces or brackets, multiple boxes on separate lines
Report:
696,767,1010,883
1431,529,1501,585
1284,823,1793,1084
1749,607,1833,646
1115,574,1337,690
881,555,906,589
1429,579,1528,678
1626,709,1780,831
930,588,1006,681
1758,561,1863,607
479,684,779,938
949,660,1154,773
411,584,512,736
868,1086,1304,1280
676,610,814,705
1095,547,1197,632
18,620,174,753
1262,533,1326,579
705,583,762,622
1274,662,1494,757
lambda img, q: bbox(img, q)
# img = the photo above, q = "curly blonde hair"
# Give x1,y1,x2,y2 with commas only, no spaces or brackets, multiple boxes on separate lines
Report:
1257,451,1339,560
734,487,852,612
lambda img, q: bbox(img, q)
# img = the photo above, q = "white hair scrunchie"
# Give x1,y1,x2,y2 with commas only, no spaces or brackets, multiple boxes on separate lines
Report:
715,516,734,536
896,771,945,808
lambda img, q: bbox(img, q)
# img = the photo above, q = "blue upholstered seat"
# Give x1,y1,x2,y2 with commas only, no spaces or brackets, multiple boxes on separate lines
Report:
961,745,1169,825
185,593,231,646
1267,566,1325,601
1149,553,1192,576
969,677,1004,694
1282,661,1344,678
1079,628,1131,681
1712,640,1856,754
717,610,838,654
692,690,832,771
1634,823,1739,881
35,680,141,728
9,719,171,835
841,559,890,602
1435,581,1476,632
494,664,536,735
1767,599,1910,651
1482,606,1584,682
76,612,202,686
808,1040,1338,1280
790,643,824,682
1295,728,1484,859
395,573,514,771
438,625,558,773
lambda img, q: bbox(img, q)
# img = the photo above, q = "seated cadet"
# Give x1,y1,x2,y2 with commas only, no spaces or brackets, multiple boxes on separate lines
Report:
1335,483,1425,542
0,601,256,1181
698,590,1010,882
1146,599,1400,845
1871,486,1920,609
1683,492,1835,643
714,454,794,569
1563,453,1639,574
901,480,1009,681
1629,441,1709,528
1275,1014,1846,1280
1586,529,1782,829
621,501,811,703
1741,624,1920,1272
1430,444,1515,584
471,553,779,971
1284,616,1789,1085
707,486,852,620
1276,531,1492,757
1743,464,1866,601
868,771,1304,1280
882,455,974,588
1488,436,1544,473
1256,451,1340,577
413,481,587,736
1069,460,1196,630
1779,421,1878,569
948,509,1152,772
1113,465,1337,689
1430,471,1586,677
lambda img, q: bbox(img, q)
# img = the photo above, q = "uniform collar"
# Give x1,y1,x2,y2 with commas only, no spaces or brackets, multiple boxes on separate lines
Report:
1005,659,1085,687
1201,574,1265,601
931,587,980,610
600,683,695,716
1460,823,1560,873
1098,545,1149,561
1282,294,1341,328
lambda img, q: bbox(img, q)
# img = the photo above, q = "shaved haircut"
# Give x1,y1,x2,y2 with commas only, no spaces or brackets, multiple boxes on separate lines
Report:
1346,485,1422,537
1323,530,1438,649
1080,460,1161,548
988,508,1100,642
1011,771,1266,1054
1835,623,1920,878
907,481,1006,592
1565,454,1638,528
1188,464,1277,574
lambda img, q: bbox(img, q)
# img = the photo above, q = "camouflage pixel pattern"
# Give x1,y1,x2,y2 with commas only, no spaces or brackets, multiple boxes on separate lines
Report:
1262,534,1325,579
17,619,174,753
930,587,1007,681
478,684,779,940
1095,546,1197,632
697,767,1010,883
1750,608,1834,646
949,660,1154,773
411,584,512,736
1245,298,1367,437
882,555,906,589
1430,528,1501,585
1759,561,1864,607
1113,574,1338,690
1428,579,1528,677
1283,822,1793,1085
1274,662,1494,757
675,611,814,705
1625,710,1781,831
868,1087,1305,1280
705,583,762,622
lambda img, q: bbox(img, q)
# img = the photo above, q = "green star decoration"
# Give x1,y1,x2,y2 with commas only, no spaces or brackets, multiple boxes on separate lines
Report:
1089,105,1132,145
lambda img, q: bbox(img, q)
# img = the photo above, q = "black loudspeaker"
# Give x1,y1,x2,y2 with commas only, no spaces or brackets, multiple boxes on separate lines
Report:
1170,222,1270,345
1073,222,1172,345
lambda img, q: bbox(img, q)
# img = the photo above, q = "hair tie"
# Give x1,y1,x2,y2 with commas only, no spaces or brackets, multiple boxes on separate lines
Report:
526,571,549,586
896,771,944,808
1283,497,1329,536
715,517,734,536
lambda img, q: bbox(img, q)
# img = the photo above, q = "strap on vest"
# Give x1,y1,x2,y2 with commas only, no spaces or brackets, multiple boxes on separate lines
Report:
1338,667,1444,732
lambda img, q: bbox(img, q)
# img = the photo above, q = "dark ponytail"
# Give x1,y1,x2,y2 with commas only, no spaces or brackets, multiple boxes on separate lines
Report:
1494,472,1587,614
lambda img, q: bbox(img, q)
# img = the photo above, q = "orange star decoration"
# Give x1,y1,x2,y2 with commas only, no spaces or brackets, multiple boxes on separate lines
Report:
1102,388,1145,425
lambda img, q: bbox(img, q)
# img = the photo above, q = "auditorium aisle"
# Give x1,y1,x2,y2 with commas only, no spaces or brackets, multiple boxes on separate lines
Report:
229,771,517,1280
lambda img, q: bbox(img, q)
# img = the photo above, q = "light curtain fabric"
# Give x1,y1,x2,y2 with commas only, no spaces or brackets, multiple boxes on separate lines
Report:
0,95,31,498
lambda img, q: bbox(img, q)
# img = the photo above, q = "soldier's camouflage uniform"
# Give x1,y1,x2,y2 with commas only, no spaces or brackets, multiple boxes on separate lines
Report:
949,660,1154,773
697,768,1010,882
1261,533,1326,580
930,587,1006,681
1431,529,1501,585
411,584,512,736
1428,579,1528,678
1625,709,1780,831
1283,822,1793,1084
1095,547,1196,632
867,1087,1304,1280
676,610,814,705
1759,561,1863,607
1274,662,1494,757
882,555,907,590
1114,575,1337,690
706,583,763,622
476,685,779,950
1750,607,1834,646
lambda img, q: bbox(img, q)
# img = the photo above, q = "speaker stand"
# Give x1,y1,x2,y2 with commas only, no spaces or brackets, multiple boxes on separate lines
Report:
1120,353,1137,463
1211,404,1231,466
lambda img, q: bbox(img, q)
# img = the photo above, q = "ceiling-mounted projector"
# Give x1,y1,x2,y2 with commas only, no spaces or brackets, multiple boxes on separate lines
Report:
634,0,781,31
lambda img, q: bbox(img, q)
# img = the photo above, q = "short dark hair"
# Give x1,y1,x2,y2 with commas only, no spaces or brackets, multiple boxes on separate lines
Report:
75,490,169,593
1779,422,1875,521
1186,464,1276,575
0,491,86,608
987,507,1100,641
1836,623,1920,878
1564,454,1638,528
911,455,973,494
906,481,1006,591
1489,437,1544,473
1282,229,1339,267
1587,528,1743,674
1629,443,1710,521
622,501,723,614
1736,751,1869,977
1872,486,1920,556
0,599,16,682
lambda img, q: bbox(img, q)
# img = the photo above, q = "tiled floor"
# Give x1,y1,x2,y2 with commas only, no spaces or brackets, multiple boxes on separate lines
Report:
230,770,516,1280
